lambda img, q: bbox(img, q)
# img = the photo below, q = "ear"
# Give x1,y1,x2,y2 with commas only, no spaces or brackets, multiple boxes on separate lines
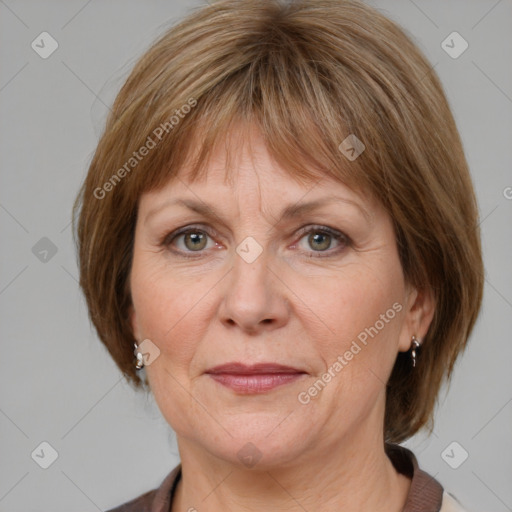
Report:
129,305,140,341
397,284,436,352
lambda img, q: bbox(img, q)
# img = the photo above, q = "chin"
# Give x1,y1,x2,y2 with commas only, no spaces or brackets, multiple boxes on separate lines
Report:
201,413,322,470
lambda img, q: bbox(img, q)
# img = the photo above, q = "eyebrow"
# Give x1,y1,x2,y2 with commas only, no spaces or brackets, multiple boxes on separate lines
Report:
144,195,372,226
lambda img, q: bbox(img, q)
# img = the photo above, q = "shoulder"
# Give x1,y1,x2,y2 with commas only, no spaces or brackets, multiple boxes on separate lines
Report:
385,443,473,512
440,491,470,512
104,464,181,512
104,488,157,512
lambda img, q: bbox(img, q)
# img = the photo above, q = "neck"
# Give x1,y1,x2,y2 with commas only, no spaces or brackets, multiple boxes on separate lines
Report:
171,403,410,512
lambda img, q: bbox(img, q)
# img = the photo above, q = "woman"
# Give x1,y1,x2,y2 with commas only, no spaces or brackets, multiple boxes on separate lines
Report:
73,0,484,510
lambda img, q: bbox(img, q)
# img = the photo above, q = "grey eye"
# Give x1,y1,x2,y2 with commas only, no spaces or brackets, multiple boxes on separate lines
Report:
306,232,333,251
182,231,208,251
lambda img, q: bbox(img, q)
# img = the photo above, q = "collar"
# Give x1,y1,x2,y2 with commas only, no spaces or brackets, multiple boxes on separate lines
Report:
146,443,443,512
385,443,444,511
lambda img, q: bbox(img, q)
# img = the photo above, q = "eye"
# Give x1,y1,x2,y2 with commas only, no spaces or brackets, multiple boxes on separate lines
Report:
163,225,218,256
294,225,350,257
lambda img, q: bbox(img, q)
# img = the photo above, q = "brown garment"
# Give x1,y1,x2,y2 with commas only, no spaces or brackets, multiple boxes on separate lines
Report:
106,443,444,512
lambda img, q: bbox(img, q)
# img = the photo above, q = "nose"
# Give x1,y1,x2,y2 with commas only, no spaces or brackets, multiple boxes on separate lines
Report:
219,248,290,334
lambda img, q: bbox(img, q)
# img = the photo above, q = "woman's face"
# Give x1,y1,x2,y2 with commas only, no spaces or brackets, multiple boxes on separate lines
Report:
129,124,428,468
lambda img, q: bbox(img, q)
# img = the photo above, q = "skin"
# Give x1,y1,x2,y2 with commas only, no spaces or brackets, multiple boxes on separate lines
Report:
129,122,435,511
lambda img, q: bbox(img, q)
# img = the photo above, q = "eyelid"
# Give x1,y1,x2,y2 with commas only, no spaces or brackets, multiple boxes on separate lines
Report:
294,224,348,240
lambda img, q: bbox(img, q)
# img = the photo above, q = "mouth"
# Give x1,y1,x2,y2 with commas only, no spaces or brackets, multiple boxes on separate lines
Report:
205,362,308,394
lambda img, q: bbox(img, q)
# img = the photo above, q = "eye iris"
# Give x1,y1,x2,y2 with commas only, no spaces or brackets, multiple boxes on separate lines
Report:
184,231,207,251
309,232,331,251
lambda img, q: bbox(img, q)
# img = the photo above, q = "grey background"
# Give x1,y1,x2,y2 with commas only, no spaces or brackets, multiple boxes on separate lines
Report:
0,0,511,511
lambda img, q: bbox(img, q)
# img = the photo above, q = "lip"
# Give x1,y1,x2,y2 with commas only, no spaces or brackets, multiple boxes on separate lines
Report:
206,362,306,374
205,362,307,394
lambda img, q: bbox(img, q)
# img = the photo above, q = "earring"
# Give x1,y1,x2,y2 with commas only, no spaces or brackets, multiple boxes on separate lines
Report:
134,343,144,370
411,335,421,368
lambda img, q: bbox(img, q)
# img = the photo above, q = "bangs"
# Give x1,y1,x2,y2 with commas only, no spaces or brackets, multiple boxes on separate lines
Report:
118,19,375,205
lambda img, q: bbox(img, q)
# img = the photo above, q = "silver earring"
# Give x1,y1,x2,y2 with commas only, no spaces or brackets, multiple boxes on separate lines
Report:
134,343,144,370
411,335,421,368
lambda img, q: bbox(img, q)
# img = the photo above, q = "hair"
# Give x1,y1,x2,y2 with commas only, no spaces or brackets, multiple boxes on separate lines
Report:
72,0,484,443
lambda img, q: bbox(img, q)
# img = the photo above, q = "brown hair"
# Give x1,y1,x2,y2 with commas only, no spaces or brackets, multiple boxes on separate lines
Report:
72,0,484,443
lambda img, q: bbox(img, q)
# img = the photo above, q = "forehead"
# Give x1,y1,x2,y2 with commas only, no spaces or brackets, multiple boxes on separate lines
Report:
140,158,368,227
138,143,379,230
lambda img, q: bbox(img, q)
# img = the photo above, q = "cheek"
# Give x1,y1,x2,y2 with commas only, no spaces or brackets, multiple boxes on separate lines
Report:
297,264,405,422
304,258,405,387
130,257,218,371
308,262,403,339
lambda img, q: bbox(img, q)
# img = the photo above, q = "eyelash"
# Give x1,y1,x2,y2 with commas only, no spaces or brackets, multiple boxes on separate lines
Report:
161,224,351,260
